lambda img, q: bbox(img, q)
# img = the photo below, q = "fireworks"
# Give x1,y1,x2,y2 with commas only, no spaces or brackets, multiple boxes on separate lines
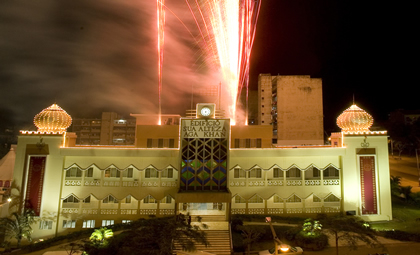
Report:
157,0,165,125
158,0,261,124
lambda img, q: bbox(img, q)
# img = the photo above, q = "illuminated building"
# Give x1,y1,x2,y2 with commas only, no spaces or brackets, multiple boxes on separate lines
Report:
71,112,136,145
258,74,324,145
10,100,392,240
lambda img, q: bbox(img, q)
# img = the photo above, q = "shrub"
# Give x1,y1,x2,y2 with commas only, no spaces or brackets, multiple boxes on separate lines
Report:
294,231,328,251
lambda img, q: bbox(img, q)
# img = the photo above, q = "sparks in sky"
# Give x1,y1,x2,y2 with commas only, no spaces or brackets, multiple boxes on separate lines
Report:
157,0,165,125
158,0,261,124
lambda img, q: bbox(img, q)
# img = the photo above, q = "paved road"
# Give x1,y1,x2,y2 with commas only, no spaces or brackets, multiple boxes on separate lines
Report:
303,242,420,255
389,156,420,192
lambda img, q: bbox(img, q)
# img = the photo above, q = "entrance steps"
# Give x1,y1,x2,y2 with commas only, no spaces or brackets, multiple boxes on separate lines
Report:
191,215,226,222
173,230,231,255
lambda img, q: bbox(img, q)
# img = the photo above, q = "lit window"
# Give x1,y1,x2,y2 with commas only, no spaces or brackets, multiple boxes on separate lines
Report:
86,167,94,178
122,168,134,178
63,220,76,229
105,168,120,178
102,220,114,227
66,167,82,178
273,195,283,203
143,195,157,204
313,195,321,203
161,196,172,204
248,195,263,203
323,167,340,178
103,195,118,204
145,168,158,178
122,220,132,224
234,196,246,203
273,168,283,178
63,195,79,203
286,167,301,178
325,194,340,202
248,168,262,178
39,220,53,230
161,168,173,178
83,196,91,203
286,195,301,203
234,168,246,178
83,220,95,228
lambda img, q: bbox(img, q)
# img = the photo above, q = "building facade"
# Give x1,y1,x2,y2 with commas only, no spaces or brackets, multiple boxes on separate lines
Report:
10,102,392,240
258,74,324,145
71,112,136,145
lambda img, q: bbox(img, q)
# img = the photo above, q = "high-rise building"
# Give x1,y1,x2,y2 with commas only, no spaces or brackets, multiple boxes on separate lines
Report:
258,74,324,145
71,112,136,145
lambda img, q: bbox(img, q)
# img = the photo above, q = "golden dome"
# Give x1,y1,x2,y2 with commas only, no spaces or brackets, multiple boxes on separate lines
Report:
34,103,72,133
337,104,373,132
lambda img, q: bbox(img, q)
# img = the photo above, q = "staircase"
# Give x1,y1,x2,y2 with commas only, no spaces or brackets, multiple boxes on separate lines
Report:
173,230,232,255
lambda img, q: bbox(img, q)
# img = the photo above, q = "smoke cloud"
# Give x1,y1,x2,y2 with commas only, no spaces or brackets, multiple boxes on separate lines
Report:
0,0,226,126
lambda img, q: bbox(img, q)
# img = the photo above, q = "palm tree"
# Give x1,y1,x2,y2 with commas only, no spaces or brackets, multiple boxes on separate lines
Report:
89,227,114,247
0,209,36,248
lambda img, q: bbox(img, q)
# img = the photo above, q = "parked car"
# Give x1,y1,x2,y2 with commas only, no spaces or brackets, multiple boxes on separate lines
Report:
259,245,303,255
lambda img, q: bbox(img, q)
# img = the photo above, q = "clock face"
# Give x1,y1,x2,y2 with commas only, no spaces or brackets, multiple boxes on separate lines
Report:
201,107,211,117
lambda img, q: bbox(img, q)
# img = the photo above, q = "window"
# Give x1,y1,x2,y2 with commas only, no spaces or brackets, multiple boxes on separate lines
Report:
245,139,251,148
102,220,114,227
122,168,134,178
143,195,157,204
169,139,175,148
105,168,120,178
161,196,172,204
145,168,158,178
325,194,340,202
234,168,246,178
286,167,301,178
256,138,262,148
312,167,320,178
124,195,132,204
273,168,283,178
83,196,91,203
83,220,95,228
63,220,76,229
313,195,321,203
323,167,340,178
63,195,79,203
273,195,283,203
234,139,240,148
122,220,132,224
234,196,246,203
158,139,164,148
86,167,94,178
147,139,153,148
161,168,173,178
249,195,263,203
103,195,118,204
66,167,82,178
286,195,301,203
39,220,53,230
248,168,262,178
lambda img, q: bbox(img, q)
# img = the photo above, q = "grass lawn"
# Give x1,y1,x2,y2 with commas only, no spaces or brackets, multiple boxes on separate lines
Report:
370,197,420,233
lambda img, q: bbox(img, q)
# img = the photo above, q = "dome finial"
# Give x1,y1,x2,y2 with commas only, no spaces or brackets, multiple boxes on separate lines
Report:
33,103,72,133
336,103,373,132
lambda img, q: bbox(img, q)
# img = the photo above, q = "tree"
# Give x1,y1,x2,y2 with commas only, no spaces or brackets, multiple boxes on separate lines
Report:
390,175,402,196
318,214,384,255
84,215,209,255
89,227,113,247
236,225,265,255
302,218,322,236
0,209,36,248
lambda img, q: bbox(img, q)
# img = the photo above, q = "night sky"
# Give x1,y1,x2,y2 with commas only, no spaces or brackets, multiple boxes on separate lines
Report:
0,0,415,132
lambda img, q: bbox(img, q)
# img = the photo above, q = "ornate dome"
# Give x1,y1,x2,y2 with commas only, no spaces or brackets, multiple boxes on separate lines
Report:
337,104,373,132
34,103,72,133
